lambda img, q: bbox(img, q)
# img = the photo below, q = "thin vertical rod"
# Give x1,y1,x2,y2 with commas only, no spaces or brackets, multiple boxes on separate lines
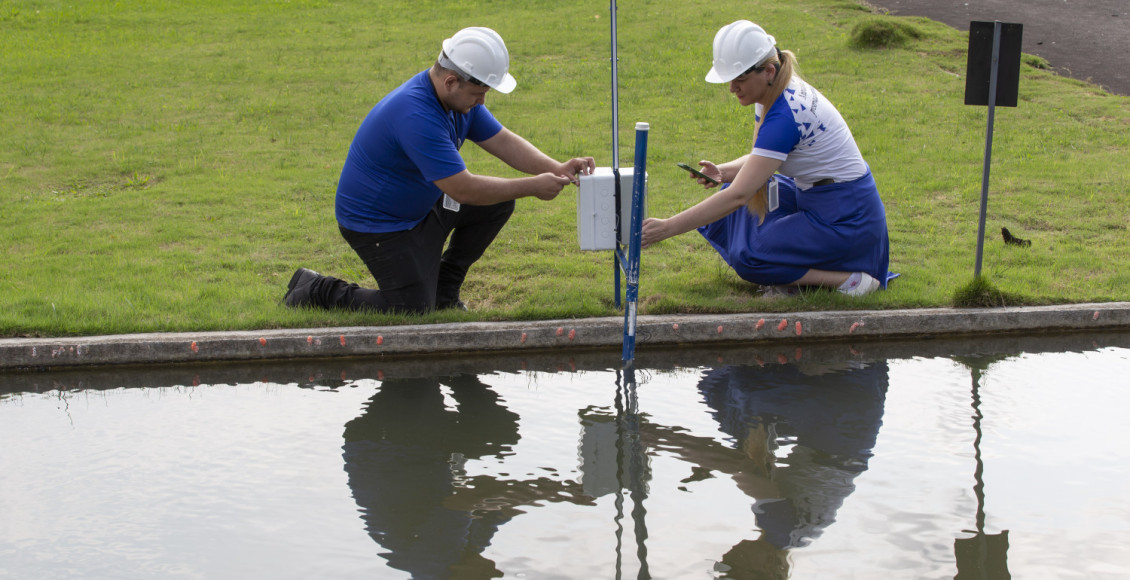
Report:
610,0,620,171
975,21,1002,278
610,0,622,308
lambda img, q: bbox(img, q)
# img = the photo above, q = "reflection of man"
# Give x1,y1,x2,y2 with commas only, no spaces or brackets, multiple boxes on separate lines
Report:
342,374,590,578
342,375,520,578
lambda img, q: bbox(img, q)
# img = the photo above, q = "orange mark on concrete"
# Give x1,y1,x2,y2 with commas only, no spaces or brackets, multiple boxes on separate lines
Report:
307,336,314,344
376,336,384,345
717,325,724,334
568,329,576,341
190,341,198,353
849,322,863,334
556,327,565,336
339,335,346,346
777,319,788,332
795,321,802,336
672,323,679,332
521,332,528,343
259,337,267,346
756,318,765,330
1094,311,1101,320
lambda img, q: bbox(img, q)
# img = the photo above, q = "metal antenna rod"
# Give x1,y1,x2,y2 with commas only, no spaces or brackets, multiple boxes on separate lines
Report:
610,0,622,308
610,0,620,171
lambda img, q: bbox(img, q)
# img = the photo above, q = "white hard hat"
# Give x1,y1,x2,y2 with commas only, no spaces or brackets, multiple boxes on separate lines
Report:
705,20,777,83
440,27,517,94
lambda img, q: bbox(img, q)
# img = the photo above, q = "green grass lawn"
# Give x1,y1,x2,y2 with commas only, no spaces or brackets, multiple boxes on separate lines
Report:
2,0,1128,337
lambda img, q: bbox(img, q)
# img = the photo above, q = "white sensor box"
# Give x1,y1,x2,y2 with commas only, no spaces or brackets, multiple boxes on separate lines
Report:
577,167,647,251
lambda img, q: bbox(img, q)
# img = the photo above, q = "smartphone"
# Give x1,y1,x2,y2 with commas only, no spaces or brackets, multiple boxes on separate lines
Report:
676,162,720,185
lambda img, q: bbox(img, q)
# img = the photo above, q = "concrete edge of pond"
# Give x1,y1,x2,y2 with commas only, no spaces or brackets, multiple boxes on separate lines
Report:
3,302,1130,371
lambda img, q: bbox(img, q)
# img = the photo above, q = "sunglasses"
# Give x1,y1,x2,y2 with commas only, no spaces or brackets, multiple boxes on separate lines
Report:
733,63,766,82
464,75,489,88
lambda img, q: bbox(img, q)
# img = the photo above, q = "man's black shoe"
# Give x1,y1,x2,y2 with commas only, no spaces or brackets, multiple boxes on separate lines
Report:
436,299,468,311
284,268,321,308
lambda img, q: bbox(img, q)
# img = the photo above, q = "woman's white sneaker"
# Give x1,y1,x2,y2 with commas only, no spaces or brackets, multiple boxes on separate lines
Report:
838,272,880,296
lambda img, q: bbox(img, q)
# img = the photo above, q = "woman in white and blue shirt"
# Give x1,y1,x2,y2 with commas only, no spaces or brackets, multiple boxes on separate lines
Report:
642,20,890,296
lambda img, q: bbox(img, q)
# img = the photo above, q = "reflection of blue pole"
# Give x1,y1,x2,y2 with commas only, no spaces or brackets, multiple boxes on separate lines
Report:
975,21,1002,278
613,367,649,578
622,123,648,362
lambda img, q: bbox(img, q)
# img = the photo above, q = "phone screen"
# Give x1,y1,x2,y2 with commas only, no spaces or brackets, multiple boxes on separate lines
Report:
677,163,720,185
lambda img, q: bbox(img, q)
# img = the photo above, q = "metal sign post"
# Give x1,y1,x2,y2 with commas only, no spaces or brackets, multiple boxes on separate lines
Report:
964,21,1023,278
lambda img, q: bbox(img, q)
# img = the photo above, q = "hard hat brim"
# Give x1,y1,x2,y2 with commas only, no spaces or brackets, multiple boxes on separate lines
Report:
492,73,516,94
705,67,735,84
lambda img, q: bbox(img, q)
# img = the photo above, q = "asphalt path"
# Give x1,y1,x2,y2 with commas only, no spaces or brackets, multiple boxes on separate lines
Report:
869,0,1129,95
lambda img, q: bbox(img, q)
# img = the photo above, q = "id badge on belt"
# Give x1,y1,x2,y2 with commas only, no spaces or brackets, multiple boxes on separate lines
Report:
443,194,461,212
767,177,779,212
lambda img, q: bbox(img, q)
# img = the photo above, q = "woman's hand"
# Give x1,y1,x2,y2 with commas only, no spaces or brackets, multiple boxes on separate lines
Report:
695,160,723,188
641,217,671,249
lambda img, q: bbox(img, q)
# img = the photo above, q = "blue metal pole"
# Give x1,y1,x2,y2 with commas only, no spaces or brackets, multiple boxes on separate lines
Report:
622,123,648,362
975,21,1002,278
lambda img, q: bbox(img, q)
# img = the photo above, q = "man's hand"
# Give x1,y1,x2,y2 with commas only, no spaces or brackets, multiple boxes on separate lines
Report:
557,157,596,185
530,173,575,200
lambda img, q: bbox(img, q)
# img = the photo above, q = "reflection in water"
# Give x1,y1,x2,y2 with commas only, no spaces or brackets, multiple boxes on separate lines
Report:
691,361,887,578
341,359,889,579
3,334,1130,578
342,375,517,578
953,356,1012,580
341,374,593,578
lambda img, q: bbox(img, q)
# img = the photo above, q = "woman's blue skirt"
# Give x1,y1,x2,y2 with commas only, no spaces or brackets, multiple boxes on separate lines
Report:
697,172,890,287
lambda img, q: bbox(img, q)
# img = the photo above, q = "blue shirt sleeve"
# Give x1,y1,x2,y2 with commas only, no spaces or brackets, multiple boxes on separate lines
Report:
467,105,503,144
752,96,801,160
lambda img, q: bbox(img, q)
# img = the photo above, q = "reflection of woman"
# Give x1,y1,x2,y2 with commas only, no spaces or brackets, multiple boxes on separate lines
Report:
697,361,889,553
642,20,890,296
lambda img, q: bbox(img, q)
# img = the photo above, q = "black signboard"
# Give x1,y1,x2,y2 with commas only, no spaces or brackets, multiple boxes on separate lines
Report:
964,21,1023,107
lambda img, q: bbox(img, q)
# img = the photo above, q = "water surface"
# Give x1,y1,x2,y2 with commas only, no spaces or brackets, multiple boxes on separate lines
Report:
2,333,1129,579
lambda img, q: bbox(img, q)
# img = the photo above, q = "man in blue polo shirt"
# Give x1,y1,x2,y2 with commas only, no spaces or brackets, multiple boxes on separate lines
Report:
285,27,595,313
